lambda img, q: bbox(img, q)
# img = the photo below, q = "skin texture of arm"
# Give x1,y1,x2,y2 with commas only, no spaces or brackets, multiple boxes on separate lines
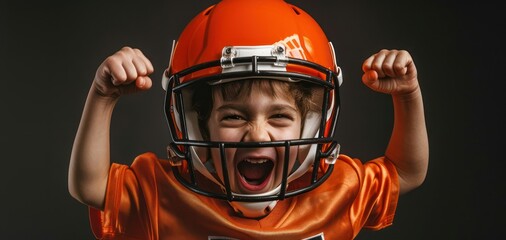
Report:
361,49,429,194
68,47,154,210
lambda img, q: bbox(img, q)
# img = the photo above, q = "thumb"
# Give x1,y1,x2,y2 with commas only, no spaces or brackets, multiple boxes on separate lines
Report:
118,76,153,95
135,76,153,90
362,70,379,89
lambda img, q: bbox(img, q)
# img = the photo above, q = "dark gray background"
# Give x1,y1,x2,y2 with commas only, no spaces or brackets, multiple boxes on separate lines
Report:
1,0,504,239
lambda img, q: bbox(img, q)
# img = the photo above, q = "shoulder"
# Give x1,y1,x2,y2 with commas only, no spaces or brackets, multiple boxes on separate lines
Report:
110,152,174,189
322,154,398,194
334,154,398,179
128,152,171,172
130,152,161,165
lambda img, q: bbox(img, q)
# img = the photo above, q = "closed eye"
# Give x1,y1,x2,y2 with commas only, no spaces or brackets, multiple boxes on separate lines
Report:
222,114,244,121
219,113,247,128
271,113,294,120
268,111,297,128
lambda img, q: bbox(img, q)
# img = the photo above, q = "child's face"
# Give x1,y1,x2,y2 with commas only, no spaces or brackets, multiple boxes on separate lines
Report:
207,84,302,195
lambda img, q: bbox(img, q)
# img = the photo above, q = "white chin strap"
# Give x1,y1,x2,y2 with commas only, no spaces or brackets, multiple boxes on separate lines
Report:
228,187,281,218
229,201,278,218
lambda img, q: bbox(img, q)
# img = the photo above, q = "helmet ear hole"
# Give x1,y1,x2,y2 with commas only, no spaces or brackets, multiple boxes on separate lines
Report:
203,5,214,16
291,7,301,15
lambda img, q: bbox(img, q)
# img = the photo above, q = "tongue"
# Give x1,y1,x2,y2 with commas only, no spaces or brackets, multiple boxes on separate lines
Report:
238,160,273,184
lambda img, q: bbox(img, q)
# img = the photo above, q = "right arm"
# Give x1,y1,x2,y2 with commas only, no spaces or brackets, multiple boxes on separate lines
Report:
68,47,154,210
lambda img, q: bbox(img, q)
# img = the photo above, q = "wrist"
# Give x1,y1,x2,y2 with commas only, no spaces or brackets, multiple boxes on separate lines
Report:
392,86,422,103
87,86,120,109
89,82,120,105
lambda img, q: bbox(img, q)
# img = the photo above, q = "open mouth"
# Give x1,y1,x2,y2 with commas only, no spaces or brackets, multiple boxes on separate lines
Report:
237,158,274,191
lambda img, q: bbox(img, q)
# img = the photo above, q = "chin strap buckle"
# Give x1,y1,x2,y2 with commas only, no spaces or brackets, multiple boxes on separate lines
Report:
324,144,340,165
167,145,184,166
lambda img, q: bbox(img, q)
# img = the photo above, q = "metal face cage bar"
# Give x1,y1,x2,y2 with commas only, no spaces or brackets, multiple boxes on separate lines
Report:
163,56,341,202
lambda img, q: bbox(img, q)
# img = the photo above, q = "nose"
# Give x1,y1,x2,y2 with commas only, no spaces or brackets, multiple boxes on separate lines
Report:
243,122,271,142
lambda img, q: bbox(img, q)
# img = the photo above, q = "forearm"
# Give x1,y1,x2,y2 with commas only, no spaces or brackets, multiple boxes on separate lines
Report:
385,87,429,194
68,84,118,210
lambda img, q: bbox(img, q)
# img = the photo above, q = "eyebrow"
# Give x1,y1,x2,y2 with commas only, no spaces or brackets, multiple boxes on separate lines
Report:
215,103,299,113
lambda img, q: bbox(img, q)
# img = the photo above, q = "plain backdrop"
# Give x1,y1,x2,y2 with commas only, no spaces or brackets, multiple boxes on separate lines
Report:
1,0,505,239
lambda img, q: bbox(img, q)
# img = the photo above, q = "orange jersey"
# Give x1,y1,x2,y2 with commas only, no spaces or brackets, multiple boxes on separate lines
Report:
89,152,399,240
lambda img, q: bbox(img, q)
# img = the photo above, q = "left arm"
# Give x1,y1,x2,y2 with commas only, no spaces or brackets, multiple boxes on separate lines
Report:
362,49,429,194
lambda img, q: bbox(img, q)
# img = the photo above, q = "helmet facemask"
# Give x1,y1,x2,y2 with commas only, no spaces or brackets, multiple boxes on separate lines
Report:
163,44,342,218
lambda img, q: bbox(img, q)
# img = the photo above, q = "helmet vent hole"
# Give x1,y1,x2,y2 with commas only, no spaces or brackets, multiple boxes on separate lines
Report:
204,6,214,16
291,7,301,15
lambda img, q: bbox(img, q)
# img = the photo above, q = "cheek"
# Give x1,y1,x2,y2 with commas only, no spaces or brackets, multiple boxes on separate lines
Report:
207,118,236,142
289,146,299,167
275,125,302,174
273,124,302,140
210,147,236,181
278,146,300,166
209,148,223,182
210,128,244,142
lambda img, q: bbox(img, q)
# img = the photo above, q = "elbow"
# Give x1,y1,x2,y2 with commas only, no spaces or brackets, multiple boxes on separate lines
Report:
68,175,86,204
398,165,428,194
408,173,427,192
67,172,106,210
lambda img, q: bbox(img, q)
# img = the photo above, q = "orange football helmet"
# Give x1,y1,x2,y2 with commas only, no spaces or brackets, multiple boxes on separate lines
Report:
162,0,342,218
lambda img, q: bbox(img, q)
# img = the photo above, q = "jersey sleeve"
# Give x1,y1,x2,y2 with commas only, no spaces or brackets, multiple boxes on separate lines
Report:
351,156,400,232
89,154,155,239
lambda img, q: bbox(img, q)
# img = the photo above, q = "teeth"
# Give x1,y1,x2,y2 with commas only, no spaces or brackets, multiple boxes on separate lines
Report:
244,158,269,164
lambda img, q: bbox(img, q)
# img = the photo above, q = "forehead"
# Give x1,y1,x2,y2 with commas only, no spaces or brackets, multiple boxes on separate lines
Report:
212,79,294,102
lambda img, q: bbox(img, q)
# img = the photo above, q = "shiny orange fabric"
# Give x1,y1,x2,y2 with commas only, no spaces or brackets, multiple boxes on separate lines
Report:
89,152,399,240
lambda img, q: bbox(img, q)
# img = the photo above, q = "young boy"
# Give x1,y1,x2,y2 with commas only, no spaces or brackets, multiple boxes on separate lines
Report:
68,0,428,239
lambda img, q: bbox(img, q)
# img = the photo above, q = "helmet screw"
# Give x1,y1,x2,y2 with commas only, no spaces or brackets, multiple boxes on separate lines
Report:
225,47,232,54
276,46,284,53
